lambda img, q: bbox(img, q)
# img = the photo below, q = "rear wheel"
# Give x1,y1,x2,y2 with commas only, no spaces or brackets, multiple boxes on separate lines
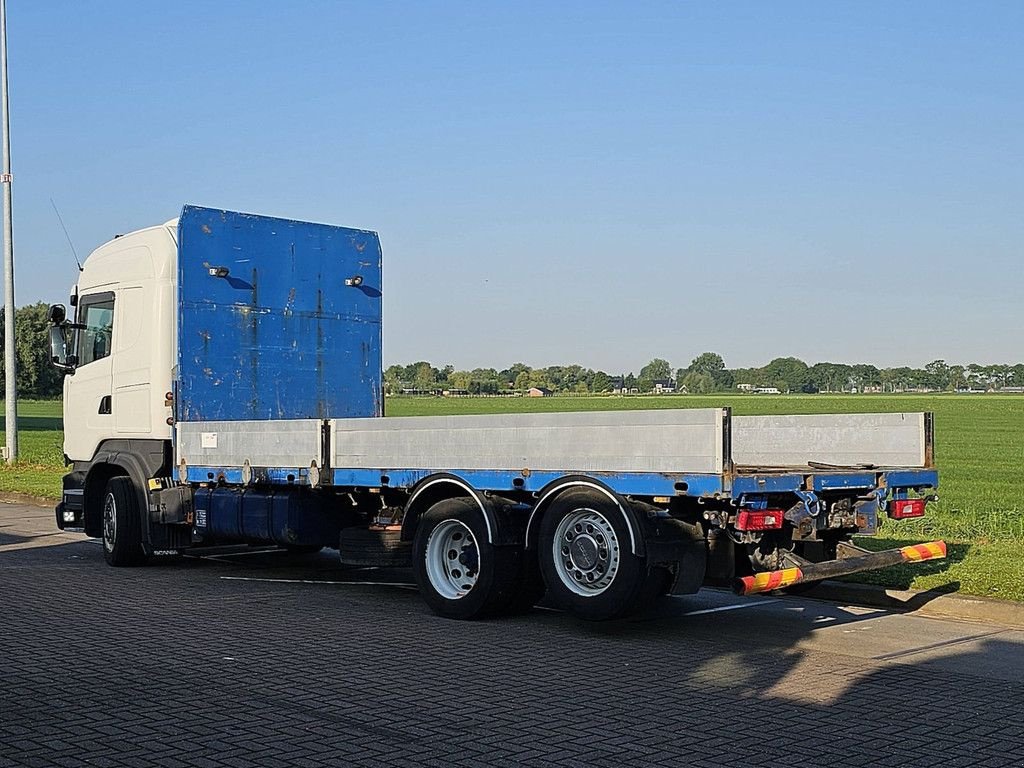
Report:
412,498,523,619
102,477,147,567
538,489,664,620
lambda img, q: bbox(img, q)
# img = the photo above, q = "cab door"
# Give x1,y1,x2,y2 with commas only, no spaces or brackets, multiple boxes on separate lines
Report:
63,291,115,462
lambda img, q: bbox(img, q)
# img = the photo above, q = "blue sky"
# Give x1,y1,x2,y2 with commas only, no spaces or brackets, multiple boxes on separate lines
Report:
8,1,1023,371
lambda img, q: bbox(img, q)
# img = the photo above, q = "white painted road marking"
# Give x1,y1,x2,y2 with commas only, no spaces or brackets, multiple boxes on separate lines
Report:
680,599,779,616
220,575,417,589
185,548,284,561
219,578,778,616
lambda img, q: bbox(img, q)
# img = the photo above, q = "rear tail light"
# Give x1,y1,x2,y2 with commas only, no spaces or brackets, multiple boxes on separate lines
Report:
889,498,926,519
736,509,785,531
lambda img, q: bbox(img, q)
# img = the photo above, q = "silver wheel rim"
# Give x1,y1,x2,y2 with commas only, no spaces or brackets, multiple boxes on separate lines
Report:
102,492,116,552
424,520,480,600
552,507,620,597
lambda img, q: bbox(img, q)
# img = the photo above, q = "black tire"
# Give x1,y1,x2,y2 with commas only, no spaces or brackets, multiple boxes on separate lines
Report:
101,477,147,567
412,498,522,620
538,488,663,621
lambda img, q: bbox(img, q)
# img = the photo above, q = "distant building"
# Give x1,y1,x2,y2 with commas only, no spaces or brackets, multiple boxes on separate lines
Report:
737,383,754,392
611,377,640,394
652,379,676,394
754,387,781,395
527,387,552,397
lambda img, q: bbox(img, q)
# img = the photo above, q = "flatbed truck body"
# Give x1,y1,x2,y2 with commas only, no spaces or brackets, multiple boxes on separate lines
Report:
50,206,944,620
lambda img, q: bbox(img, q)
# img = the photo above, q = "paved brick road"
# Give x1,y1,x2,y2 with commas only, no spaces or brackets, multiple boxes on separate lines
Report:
2,502,1023,767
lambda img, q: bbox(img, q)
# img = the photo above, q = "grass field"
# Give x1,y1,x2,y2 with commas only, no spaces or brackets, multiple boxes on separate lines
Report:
3,395,1022,600
0,400,65,498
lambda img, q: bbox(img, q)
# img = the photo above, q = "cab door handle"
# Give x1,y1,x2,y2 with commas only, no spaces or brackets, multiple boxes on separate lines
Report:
98,395,111,415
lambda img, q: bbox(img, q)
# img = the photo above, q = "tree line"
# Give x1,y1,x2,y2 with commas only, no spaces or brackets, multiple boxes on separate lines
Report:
387,353,1024,395
2,302,1022,399
0,303,65,398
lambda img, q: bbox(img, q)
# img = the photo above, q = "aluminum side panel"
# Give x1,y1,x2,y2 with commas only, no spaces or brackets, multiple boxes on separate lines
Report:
176,420,322,469
330,409,726,474
732,412,929,469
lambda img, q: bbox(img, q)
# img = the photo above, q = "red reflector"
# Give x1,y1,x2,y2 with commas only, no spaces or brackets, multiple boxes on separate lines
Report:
889,498,926,519
736,509,785,531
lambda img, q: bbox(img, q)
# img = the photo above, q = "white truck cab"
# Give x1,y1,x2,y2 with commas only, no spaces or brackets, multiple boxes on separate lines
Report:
53,221,177,462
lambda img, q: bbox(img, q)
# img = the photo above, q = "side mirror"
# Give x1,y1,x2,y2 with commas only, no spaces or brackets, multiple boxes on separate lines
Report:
48,303,67,324
49,325,76,372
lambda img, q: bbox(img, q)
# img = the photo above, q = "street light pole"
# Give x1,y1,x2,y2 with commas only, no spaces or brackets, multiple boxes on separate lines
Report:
0,0,16,463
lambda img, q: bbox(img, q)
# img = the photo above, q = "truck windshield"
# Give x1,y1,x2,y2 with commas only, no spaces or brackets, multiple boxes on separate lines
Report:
76,293,115,366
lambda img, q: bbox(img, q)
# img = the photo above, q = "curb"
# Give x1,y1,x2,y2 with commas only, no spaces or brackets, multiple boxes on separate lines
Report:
0,492,56,508
804,580,1024,630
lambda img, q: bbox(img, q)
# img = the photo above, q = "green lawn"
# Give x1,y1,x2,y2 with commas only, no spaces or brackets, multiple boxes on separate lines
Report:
0,399,65,498
3,394,1022,600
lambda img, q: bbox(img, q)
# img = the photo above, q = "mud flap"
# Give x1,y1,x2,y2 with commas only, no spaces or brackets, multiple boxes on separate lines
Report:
647,518,707,596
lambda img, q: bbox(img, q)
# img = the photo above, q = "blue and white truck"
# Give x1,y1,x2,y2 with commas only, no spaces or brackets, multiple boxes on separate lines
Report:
50,206,945,620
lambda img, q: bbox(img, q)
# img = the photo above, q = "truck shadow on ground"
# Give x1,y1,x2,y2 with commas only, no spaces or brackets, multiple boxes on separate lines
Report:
0,528,37,546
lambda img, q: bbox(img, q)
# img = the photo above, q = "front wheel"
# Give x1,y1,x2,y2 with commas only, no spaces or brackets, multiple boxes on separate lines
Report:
538,489,665,620
102,477,147,567
412,498,523,619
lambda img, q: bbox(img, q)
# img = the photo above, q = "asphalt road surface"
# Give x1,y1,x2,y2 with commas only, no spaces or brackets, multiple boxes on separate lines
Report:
2,501,1022,768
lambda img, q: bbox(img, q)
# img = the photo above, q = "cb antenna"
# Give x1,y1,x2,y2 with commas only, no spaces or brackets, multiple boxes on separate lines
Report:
50,197,82,271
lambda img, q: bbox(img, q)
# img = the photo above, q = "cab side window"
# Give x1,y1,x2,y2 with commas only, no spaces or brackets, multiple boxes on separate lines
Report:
76,293,115,366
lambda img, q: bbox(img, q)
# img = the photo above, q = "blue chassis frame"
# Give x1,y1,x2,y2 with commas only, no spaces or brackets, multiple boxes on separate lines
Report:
184,465,938,502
